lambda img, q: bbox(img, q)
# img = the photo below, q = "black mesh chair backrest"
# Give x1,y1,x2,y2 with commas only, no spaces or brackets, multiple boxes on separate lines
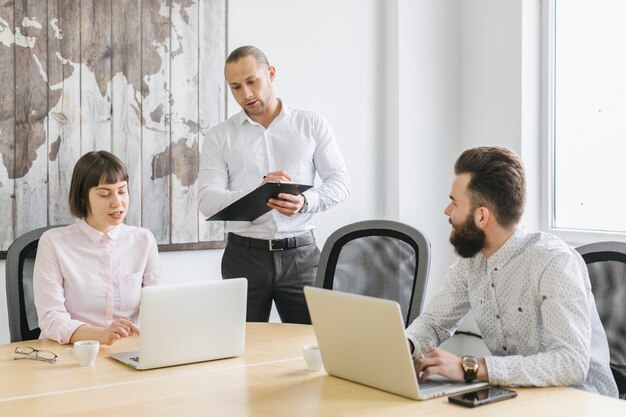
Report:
315,220,430,327
6,226,65,342
576,241,626,398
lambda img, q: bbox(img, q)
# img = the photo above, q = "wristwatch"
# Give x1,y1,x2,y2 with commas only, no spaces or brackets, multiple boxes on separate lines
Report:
298,194,309,213
461,356,479,383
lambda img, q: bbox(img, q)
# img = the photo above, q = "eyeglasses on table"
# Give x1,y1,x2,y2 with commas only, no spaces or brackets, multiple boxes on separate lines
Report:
14,346,58,364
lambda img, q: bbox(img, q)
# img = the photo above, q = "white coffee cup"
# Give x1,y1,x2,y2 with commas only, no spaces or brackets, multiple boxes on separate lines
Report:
67,340,100,366
303,344,323,371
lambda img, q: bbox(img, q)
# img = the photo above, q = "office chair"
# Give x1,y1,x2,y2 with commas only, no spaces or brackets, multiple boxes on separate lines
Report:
5,225,65,342
576,241,626,399
315,220,430,327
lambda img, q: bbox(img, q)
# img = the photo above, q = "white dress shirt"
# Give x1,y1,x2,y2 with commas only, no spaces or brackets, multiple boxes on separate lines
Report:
405,227,618,397
198,101,350,239
33,219,160,344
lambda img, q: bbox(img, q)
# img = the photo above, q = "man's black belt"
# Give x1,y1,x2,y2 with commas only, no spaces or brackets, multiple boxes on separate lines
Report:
227,231,315,251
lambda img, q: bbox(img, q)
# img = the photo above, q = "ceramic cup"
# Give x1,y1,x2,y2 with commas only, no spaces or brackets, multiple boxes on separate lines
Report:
67,340,100,366
302,344,323,371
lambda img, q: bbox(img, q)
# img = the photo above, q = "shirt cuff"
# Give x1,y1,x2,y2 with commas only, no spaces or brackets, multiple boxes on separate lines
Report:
56,320,87,345
406,334,420,358
302,190,320,214
303,190,319,213
483,355,508,386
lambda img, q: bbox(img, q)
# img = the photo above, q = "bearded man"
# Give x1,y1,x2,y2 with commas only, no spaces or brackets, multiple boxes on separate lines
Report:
405,146,617,398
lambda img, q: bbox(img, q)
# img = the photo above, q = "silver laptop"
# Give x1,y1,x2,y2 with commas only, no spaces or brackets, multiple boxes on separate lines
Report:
304,286,488,400
111,278,247,370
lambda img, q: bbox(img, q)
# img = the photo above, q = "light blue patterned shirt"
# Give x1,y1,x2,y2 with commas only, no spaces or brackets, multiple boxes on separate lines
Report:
405,227,618,397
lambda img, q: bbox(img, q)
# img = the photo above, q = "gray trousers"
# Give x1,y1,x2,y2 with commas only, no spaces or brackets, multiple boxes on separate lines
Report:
221,240,320,324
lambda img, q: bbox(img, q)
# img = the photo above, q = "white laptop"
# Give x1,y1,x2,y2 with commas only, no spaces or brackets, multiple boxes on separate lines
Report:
304,286,489,400
111,278,247,370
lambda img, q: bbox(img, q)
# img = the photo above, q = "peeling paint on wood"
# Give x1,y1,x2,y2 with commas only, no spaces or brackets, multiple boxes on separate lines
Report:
0,0,226,254
150,103,165,123
48,0,81,226
0,0,14,251
151,137,198,187
14,0,49,237
141,0,172,244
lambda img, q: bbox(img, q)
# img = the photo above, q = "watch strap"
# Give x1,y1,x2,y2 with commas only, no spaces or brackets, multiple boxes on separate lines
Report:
298,194,309,213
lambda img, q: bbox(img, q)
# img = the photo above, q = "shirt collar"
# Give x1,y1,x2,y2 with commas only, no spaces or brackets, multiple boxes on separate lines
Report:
76,218,123,242
238,99,290,126
484,226,528,270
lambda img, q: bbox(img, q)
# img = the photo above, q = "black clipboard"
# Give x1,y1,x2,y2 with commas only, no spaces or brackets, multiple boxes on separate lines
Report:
206,182,313,221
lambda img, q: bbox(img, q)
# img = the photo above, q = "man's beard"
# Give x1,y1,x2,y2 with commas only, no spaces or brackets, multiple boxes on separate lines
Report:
449,212,486,258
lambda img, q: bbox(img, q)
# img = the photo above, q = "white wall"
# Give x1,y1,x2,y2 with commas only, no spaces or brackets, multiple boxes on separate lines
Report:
395,0,461,302
226,0,384,242
460,0,541,230
0,0,535,353
461,0,522,152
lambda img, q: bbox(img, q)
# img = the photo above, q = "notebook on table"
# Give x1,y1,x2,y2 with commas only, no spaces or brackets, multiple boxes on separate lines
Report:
110,278,247,370
304,286,489,400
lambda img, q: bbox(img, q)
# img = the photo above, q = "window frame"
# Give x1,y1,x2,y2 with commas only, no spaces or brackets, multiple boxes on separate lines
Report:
541,0,626,244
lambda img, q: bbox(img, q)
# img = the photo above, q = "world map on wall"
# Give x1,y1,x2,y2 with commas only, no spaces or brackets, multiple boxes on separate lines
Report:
0,0,226,252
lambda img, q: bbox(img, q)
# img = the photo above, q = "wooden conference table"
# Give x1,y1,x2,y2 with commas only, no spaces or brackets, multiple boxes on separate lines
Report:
0,323,624,417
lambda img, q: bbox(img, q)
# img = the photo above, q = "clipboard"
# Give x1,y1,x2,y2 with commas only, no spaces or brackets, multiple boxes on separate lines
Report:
206,182,313,221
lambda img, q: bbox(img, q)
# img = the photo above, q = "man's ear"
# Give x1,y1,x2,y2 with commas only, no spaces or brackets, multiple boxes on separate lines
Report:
473,206,491,230
268,65,276,82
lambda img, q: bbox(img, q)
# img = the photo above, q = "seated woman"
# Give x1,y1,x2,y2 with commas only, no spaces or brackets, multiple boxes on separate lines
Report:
34,151,160,345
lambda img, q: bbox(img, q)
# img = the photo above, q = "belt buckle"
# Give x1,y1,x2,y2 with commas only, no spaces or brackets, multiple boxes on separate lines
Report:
268,240,283,251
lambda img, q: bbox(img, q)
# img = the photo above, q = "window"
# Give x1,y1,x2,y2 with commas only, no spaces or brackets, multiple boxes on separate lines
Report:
548,0,626,236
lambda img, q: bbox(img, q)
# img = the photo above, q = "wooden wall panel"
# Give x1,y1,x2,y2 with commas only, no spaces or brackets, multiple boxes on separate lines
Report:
169,0,199,244
80,0,112,153
198,0,226,242
0,3,15,251
48,0,81,226
111,0,142,227
141,0,171,244
14,0,49,237
0,0,226,256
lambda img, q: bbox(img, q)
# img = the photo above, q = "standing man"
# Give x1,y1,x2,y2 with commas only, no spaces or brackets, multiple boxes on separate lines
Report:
406,147,617,397
198,45,350,324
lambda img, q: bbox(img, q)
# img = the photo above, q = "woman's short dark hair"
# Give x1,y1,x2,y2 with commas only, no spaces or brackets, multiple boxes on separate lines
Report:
68,151,129,218
455,146,526,228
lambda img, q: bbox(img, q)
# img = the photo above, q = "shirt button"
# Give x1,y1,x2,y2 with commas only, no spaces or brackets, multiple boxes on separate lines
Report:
496,315,500,319
494,267,498,271
491,283,495,288
503,346,507,351
518,307,523,312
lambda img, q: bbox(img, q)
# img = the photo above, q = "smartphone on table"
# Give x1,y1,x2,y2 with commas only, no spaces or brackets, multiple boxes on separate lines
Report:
448,386,517,408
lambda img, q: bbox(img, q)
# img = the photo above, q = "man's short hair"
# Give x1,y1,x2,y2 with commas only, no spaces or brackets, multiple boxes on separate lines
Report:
454,146,526,228
69,151,129,218
225,45,270,66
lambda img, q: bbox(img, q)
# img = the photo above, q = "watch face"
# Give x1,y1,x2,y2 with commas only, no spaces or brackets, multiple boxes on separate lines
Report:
462,356,479,371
